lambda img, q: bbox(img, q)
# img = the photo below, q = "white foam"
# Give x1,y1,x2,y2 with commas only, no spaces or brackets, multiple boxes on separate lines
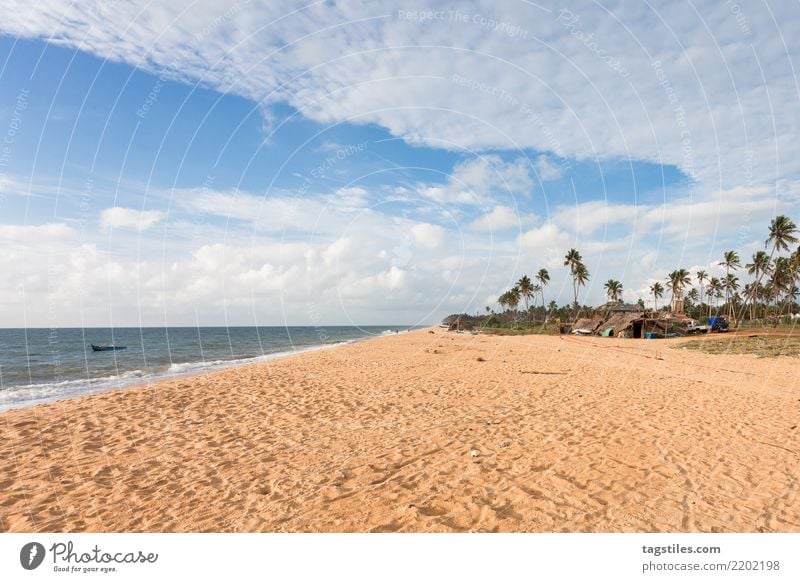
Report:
0,340,357,412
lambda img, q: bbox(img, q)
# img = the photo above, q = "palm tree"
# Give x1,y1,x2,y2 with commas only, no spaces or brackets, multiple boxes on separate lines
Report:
779,248,800,319
687,288,699,312
766,215,799,256
724,274,739,316
650,281,664,311
756,216,800,319
517,275,534,315
720,251,741,318
604,279,623,302
564,248,582,272
745,250,770,320
770,257,793,319
535,268,550,311
564,249,588,317
532,283,542,313
573,263,590,315
507,286,522,322
564,249,583,314
666,269,691,312
696,269,708,307
708,277,723,317
785,285,799,316
498,291,510,314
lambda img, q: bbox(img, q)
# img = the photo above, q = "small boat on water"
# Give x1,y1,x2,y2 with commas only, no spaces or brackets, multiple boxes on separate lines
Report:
90,344,127,352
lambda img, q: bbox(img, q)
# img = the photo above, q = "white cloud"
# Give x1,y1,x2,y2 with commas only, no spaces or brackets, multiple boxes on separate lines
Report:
100,207,165,231
534,155,564,182
468,205,522,231
418,155,533,205
3,2,800,322
553,201,639,235
518,223,571,250
0,223,75,241
410,223,444,249
2,1,799,193
331,186,370,209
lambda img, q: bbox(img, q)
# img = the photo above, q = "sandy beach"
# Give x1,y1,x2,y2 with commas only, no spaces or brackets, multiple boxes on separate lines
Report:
1,328,798,532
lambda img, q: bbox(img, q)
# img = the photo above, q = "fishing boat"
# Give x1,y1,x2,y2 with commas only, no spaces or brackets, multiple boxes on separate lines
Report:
90,344,127,352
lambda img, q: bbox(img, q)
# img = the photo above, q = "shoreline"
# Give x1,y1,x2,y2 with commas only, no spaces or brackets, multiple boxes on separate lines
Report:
1,328,798,532
0,328,415,413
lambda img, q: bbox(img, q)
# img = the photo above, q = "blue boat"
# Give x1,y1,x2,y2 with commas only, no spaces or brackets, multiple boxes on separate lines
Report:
90,344,127,352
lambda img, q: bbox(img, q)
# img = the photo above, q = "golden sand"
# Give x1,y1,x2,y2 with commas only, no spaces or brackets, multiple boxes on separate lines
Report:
1,328,798,532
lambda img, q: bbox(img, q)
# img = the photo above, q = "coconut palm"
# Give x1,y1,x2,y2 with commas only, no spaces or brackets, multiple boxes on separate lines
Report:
573,263,590,315
781,248,800,318
516,275,534,315
532,283,542,309
785,285,799,315
564,249,588,316
720,251,741,318
766,215,799,255
769,257,794,319
507,286,522,321
757,216,800,319
708,277,723,316
564,248,582,272
498,291,510,314
535,268,550,310
650,281,664,311
696,269,708,307
604,279,623,302
744,250,771,320
666,269,691,311
724,274,739,315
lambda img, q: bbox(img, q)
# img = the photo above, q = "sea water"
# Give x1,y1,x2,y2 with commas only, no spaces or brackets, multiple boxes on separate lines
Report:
0,326,412,411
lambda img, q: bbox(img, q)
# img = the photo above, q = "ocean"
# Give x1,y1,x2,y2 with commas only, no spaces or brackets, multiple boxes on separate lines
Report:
0,326,413,411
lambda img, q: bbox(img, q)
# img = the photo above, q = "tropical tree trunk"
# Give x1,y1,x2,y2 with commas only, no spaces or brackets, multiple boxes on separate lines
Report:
572,279,578,320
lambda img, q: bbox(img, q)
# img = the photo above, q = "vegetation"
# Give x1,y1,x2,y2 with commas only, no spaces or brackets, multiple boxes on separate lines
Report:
678,335,800,358
650,281,664,311
604,279,623,302
444,214,800,332
564,248,590,318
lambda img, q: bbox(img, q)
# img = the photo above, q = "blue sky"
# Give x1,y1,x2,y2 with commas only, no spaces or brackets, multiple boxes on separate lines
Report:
0,1,798,326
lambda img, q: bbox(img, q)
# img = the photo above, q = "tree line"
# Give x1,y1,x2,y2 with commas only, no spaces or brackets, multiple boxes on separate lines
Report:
492,215,799,324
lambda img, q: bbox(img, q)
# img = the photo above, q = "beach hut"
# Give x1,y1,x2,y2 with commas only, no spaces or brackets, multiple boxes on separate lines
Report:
599,312,647,338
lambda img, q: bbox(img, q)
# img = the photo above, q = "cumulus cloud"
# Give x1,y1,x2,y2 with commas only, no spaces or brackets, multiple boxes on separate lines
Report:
418,155,533,205
468,205,522,231
410,223,445,249
553,201,639,235
100,207,165,231
519,223,571,250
